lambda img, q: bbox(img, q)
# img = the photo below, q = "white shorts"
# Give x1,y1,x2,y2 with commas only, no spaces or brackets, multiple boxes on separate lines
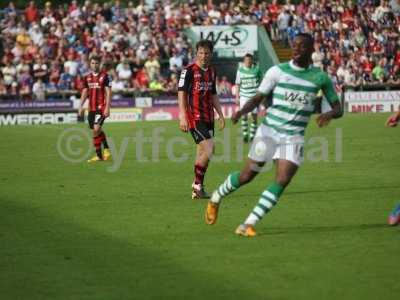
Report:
239,97,258,115
248,123,305,166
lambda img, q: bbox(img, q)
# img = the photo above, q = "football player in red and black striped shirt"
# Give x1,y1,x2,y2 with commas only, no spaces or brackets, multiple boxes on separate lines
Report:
79,55,112,162
178,40,225,199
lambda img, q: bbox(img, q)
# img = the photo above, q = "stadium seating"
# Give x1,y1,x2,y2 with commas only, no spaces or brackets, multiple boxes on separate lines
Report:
0,0,399,101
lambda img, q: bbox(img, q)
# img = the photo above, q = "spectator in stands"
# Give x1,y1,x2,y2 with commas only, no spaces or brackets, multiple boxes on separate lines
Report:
41,7,56,28
133,68,149,92
25,40,39,60
73,73,85,92
391,0,400,16
1,60,17,92
144,54,161,82
287,19,301,47
116,59,133,85
4,2,17,19
149,75,165,92
16,58,30,75
0,78,8,98
111,76,126,92
58,66,73,90
25,1,39,24
217,76,233,96
166,73,178,93
267,0,281,41
64,53,79,78
18,66,33,100
33,56,48,82
100,35,115,53
312,42,324,68
169,48,184,73
372,59,385,83
1,0,398,99
388,65,400,84
277,9,291,45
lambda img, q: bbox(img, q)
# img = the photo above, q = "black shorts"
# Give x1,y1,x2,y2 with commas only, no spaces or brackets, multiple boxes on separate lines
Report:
88,110,106,129
190,121,214,144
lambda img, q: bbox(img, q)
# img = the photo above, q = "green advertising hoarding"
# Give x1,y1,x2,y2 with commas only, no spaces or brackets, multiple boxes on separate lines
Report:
186,25,258,58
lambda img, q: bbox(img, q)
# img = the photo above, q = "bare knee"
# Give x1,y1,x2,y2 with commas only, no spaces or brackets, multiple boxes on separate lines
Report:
202,141,214,158
93,127,102,136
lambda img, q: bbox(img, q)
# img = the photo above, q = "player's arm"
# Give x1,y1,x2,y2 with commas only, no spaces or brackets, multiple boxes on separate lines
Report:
231,93,265,124
234,70,241,105
316,74,343,128
177,68,192,132
316,101,342,127
79,87,88,116
104,86,111,118
386,110,400,127
232,66,279,124
212,94,225,130
211,72,225,130
178,90,189,132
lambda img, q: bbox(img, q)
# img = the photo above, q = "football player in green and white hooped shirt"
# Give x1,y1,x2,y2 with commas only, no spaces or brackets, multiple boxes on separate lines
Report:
204,33,343,237
235,53,263,142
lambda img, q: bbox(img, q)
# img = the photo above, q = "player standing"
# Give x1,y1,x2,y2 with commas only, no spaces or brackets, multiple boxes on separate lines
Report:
235,53,263,142
178,40,225,199
205,34,343,236
385,110,400,225
79,55,112,163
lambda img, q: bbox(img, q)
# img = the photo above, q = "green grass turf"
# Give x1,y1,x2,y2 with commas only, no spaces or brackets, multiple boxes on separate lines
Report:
0,113,399,300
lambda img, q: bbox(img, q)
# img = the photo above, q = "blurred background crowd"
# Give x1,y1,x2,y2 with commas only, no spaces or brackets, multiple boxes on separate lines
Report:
0,0,399,100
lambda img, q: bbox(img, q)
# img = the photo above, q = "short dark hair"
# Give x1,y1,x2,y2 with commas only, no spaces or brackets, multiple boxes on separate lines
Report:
244,53,254,60
89,55,101,63
196,40,214,52
295,33,314,45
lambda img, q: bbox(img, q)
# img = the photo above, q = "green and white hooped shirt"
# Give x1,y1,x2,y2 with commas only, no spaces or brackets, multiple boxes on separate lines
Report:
235,65,263,100
258,60,339,137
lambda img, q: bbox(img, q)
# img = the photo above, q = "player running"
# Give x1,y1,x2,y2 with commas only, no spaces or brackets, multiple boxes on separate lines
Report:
235,53,263,142
385,110,400,225
79,55,112,163
205,33,343,236
178,40,225,199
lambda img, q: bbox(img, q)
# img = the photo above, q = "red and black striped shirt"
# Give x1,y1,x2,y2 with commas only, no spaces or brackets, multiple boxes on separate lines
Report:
178,63,217,129
83,71,111,112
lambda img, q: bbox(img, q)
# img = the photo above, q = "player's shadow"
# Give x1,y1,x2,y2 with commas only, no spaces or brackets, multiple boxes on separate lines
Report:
232,185,400,200
259,223,387,236
0,199,262,300
285,185,400,195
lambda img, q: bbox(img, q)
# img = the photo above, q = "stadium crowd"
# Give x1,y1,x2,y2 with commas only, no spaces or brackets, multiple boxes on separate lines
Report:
0,0,399,100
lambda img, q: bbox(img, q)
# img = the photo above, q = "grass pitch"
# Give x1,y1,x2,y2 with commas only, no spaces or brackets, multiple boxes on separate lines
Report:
0,114,399,300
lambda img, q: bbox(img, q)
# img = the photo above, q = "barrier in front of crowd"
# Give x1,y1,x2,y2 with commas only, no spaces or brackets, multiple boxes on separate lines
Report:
0,92,238,126
343,84,400,113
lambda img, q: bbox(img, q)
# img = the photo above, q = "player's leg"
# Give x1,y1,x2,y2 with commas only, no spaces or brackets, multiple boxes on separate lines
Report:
249,112,258,142
206,124,275,224
240,98,249,142
236,159,298,236
212,158,264,203
241,114,249,142
195,138,214,181
88,124,103,162
205,158,265,225
96,116,111,160
88,112,107,162
87,111,101,162
236,140,304,236
191,122,215,199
